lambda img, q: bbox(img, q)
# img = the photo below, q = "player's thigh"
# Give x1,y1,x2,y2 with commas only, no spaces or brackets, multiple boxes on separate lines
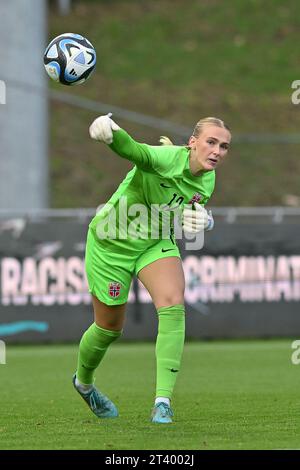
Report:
92,295,126,331
138,257,185,309
85,229,133,329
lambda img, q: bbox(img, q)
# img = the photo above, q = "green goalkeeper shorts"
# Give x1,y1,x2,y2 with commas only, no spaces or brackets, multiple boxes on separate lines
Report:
85,228,181,305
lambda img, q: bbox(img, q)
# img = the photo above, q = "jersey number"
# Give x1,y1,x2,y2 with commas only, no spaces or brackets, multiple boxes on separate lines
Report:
167,193,184,207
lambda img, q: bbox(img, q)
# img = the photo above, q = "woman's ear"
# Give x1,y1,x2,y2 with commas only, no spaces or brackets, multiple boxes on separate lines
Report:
188,135,196,149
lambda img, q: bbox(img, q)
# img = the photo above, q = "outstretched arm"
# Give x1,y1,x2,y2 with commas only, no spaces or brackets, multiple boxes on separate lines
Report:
89,114,157,171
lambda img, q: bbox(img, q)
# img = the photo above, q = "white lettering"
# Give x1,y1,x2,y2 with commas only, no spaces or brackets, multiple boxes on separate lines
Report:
1,258,21,305
39,258,57,305
66,257,84,305
291,340,300,365
291,80,300,104
128,204,149,239
182,256,300,303
1,255,300,306
276,256,290,281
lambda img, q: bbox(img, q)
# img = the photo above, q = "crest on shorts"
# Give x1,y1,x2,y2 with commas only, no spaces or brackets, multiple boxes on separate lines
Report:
188,192,203,205
108,281,121,298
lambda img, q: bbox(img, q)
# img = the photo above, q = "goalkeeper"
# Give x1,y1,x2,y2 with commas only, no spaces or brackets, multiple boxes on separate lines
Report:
73,114,231,424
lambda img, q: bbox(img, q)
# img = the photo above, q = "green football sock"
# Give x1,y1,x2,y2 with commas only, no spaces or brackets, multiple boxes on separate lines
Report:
155,304,185,399
76,322,122,385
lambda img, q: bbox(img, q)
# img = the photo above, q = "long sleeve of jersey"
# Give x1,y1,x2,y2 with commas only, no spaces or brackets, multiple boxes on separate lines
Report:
107,129,215,204
108,129,162,172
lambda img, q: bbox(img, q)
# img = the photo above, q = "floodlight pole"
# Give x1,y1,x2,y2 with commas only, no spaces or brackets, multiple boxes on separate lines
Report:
0,0,49,210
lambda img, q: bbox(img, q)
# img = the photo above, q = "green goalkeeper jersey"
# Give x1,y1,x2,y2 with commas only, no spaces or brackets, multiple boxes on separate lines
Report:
89,129,215,252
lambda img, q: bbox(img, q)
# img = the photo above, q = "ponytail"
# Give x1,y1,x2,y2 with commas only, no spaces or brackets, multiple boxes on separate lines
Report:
159,136,174,146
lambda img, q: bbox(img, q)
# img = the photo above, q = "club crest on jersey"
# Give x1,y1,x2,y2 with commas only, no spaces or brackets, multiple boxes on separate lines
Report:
108,281,121,298
189,192,203,205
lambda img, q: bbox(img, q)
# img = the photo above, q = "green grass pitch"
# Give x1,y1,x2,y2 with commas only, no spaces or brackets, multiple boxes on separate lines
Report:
0,340,299,450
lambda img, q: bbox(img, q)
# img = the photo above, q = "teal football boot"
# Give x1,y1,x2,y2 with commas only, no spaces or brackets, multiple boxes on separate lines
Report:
151,402,174,424
72,374,118,418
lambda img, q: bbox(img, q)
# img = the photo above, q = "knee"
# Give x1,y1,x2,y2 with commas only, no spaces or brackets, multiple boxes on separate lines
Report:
154,291,185,310
95,318,124,332
92,297,126,331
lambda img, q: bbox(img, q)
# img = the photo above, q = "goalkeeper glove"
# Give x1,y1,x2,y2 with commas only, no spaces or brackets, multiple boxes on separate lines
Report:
182,203,214,234
89,113,120,144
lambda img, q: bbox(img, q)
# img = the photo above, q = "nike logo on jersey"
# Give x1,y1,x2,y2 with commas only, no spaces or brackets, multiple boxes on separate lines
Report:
160,183,172,188
170,368,179,373
161,248,175,253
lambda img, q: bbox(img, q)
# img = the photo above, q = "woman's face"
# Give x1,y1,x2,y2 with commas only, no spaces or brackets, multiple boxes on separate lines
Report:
189,125,231,171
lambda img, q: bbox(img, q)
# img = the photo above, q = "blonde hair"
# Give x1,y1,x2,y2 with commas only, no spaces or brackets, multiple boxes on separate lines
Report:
159,117,230,146
192,117,230,138
159,135,174,146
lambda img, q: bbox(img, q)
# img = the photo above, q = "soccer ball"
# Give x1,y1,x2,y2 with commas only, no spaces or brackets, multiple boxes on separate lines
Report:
43,33,96,86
